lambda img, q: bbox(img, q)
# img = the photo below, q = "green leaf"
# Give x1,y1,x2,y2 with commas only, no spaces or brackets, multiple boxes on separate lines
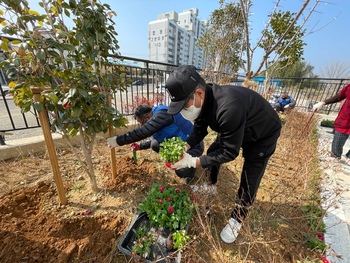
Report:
33,102,44,112
0,41,9,51
69,0,77,8
37,49,45,60
47,50,60,58
11,40,22,45
61,43,76,52
46,92,59,104
78,89,88,97
71,106,82,118
64,8,70,17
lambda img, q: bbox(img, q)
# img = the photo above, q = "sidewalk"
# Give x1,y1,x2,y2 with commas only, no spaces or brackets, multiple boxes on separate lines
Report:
317,123,350,263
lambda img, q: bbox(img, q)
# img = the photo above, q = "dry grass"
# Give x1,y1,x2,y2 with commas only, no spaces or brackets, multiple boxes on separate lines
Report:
0,110,325,263
175,110,323,262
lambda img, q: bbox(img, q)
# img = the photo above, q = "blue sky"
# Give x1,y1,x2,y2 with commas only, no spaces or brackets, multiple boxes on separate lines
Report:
21,1,350,76
108,0,349,76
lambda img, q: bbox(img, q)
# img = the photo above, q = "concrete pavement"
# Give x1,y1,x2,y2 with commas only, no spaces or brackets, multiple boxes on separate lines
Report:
317,120,350,263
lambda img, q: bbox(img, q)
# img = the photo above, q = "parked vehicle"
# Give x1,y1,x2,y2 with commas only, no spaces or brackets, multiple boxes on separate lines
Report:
132,80,144,85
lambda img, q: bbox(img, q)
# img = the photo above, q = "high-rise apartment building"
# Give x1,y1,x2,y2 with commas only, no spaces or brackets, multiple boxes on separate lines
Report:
148,8,207,69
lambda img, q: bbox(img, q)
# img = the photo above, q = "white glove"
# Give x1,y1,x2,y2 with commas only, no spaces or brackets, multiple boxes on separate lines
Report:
313,102,324,112
107,136,119,148
284,104,290,109
171,152,197,170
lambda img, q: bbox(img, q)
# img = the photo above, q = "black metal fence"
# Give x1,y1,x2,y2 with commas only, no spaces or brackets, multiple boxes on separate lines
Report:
260,77,350,114
1,55,350,143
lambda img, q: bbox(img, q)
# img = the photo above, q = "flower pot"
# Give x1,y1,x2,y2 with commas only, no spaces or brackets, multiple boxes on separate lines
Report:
118,212,183,263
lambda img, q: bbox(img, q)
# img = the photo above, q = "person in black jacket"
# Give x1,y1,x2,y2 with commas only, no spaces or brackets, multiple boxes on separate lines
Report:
107,104,204,184
164,65,282,244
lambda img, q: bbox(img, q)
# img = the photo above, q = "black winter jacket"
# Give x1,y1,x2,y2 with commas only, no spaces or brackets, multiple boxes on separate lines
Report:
116,109,174,149
186,83,281,168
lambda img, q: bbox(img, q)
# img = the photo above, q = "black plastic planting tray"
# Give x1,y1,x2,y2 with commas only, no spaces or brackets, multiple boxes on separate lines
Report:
117,212,181,263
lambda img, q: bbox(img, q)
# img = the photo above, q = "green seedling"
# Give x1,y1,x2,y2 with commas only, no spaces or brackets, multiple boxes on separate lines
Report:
159,137,186,165
71,183,84,191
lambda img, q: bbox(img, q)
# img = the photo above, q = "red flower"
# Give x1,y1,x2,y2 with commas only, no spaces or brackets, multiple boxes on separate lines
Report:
317,233,325,241
158,199,163,204
159,186,165,192
167,196,172,201
168,206,174,214
165,162,171,168
63,101,72,109
321,257,330,263
176,189,180,193
190,195,195,201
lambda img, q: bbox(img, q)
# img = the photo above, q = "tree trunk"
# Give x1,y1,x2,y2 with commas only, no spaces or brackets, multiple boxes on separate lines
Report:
78,130,98,192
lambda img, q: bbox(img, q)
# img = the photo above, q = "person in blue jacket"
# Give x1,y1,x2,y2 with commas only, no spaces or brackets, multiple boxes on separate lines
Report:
107,104,204,184
274,91,296,112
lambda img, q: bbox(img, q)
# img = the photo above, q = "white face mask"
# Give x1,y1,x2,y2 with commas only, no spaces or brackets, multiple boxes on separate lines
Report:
180,95,202,121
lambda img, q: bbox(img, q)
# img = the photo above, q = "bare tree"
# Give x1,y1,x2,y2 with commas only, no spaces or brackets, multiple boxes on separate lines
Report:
199,0,337,97
197,1,244,83
320,60,350,79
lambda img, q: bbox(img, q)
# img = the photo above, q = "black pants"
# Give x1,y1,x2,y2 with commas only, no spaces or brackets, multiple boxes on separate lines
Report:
231,131,280,222
275,104,294,113
206,138,221,184
331,130,349,158
151,139,205,179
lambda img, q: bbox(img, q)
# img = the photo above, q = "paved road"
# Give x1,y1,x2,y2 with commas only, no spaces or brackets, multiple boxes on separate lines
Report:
0,95,40,138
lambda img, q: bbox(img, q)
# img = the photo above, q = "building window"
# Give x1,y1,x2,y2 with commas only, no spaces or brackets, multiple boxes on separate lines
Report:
160,29,162,34
152,31,155,35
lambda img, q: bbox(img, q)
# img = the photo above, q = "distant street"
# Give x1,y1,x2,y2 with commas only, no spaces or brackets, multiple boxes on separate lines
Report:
0,96,41,141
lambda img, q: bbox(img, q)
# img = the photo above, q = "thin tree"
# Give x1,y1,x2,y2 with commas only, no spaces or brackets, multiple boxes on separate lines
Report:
320,60,350,79
199,0,335,96
0,0,128,192
197,0,244,83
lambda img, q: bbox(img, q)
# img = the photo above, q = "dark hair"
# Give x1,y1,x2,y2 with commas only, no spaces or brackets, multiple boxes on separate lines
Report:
134,104,152,120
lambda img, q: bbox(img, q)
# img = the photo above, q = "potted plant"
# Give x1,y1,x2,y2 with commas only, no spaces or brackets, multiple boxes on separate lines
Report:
118,183,194,262
159,137,186,168
320,119,334,128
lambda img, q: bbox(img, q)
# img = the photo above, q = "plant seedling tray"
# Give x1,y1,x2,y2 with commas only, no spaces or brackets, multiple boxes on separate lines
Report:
118,212,181,263
320,123,334,128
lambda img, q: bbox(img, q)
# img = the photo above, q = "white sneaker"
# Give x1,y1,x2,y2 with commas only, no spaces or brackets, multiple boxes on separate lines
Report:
346,158,350,166
220,218,242,243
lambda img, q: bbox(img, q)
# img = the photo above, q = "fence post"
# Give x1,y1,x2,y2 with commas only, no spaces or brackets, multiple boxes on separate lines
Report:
0,134,5,145
31,88,67,205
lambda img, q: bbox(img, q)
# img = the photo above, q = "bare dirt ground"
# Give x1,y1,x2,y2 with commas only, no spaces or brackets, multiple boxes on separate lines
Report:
0,111,325,263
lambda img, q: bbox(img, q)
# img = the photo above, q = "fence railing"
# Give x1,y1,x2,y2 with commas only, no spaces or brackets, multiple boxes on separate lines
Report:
258,76,350,114
1,55,350,143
